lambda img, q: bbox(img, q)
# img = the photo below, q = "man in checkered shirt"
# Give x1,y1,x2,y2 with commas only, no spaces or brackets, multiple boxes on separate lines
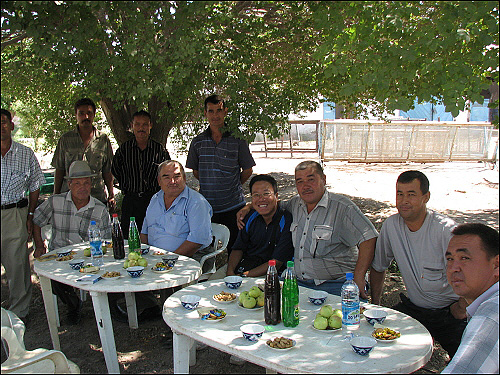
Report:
1,109,45,322
442,223,498,374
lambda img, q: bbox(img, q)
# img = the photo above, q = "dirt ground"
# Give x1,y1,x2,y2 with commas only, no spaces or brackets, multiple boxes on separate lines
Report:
2,155,498,373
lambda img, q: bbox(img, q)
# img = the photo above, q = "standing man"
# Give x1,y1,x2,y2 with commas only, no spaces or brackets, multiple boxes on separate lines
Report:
237,161,378,299
32,160,111,325
442,223,498,374
111,110,170,237
52,98,115,209
1,109,45,322
186,95,255,257
370,170,467,358
141,160,213,270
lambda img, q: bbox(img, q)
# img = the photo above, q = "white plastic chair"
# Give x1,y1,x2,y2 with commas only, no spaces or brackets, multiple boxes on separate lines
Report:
1,308,26,355
1,326,80,373
197,223,230,282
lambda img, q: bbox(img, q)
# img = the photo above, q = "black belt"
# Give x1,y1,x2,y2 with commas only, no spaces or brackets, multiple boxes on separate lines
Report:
126,191,156,198
1,198,28,210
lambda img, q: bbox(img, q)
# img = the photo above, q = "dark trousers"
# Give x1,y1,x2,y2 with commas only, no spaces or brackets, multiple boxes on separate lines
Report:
121,192,155,238
392,293,467,358
51,280,80,311
211,205,244,258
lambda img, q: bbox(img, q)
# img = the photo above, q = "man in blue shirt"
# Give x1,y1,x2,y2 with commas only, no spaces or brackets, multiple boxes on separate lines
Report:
226,174,293,277
186,95,255,257
141,160,213,271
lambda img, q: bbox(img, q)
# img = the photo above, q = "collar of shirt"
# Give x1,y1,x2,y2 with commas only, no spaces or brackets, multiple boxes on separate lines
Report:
202,125,232,139
66,191,96,213
157,185,190,213
131,137,152,150
466,281,499,319
2,140,16,157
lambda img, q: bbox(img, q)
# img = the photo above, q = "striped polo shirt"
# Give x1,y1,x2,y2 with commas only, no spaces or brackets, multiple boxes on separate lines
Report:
186,126,255,213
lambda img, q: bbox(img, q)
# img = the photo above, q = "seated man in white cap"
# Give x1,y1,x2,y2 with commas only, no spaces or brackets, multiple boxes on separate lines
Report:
33,160,112,325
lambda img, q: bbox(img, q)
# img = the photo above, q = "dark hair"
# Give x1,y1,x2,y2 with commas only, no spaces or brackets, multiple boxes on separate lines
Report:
397,170,430,194
452,223,499,259
249,174,278,194
132,110,152,122
204,95,226,110
74,98,96,113
1,109,12,121
295,160,325,178
157,160,186,180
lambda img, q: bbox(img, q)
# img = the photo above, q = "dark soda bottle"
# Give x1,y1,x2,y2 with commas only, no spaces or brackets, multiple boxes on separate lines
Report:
264,259,281,325
282,260,299,327
111,213,125,259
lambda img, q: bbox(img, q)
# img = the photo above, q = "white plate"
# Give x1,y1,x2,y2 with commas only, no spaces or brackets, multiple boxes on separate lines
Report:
238,302,264,311
151,250,167,256
266,338,296,351
212,293,237,303
151,267,173,274
198,308,227,322
102,275,122,280
372,328,400,342
311,324,342,333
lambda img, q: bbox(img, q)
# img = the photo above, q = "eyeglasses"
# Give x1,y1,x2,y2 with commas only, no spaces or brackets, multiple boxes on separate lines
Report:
251,192,274,199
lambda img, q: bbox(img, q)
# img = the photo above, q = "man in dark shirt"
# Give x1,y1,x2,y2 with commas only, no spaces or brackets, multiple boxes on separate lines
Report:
186,95,255,257
111,110,170,237
226,175,293,277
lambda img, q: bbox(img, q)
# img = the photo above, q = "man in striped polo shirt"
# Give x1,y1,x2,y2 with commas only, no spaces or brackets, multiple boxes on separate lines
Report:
111,110,170,237
186,95,255,257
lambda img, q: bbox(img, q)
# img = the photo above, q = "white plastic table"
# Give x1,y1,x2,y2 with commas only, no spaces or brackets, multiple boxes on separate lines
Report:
34,242,201,374
163,279,433,374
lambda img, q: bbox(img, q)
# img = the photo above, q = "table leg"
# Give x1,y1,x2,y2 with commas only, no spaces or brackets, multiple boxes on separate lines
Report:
38,275,60,351
90,291,120,374
172,332,195,374
124,292,138,329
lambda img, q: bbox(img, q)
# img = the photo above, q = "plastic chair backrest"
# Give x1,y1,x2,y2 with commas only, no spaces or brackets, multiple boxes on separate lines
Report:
198,223,230,279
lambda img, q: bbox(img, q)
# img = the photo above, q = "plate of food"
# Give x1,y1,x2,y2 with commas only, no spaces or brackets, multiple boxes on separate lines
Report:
79,265,100,274
213,291,237,303
266,337,296,351
152,250,167,256
237,302,264,310
101,271,122,280
37,253,58,262
198,308,226,322
151,262,173,273
311,324,341,333
372,327,401,342
56,254,74,261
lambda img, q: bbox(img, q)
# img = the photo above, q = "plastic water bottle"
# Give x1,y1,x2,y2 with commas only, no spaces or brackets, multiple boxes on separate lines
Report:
264,259,281,325
282,260,299,327
88,220,104,266
111,214,125,260
128,217,140,254
341,272,360,328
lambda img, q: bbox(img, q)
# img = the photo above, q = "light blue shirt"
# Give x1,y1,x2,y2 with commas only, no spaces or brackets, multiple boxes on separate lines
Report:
142,186,213,252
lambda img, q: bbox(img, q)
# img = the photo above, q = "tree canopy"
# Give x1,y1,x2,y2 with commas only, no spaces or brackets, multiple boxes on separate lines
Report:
1,1,498,151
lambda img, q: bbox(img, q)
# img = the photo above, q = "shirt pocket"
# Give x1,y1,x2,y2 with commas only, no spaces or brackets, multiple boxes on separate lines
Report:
312,225,333,257
421,263,448,293
10,169,29,190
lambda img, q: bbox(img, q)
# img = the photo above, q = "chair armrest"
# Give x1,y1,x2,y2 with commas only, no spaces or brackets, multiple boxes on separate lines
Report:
2,349,71,373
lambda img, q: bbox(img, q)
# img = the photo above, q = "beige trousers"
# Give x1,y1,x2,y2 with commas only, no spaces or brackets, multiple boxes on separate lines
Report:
1,206,32,318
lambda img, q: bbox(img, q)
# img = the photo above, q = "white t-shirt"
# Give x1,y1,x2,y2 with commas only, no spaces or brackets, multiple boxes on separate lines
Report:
372,209,458,309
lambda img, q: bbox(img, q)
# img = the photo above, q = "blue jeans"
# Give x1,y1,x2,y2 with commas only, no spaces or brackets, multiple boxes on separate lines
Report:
297,278,369,302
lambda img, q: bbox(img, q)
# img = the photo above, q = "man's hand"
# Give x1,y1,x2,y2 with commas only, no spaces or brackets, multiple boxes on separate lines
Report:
107,197,116,212
450,297,468,320
236,203,252,230
353,274,369,300
34,244,47,258
26,216,34,241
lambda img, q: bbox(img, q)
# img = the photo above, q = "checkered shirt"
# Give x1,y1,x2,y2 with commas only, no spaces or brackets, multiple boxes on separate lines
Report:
33,191,111,251
1,141,45,205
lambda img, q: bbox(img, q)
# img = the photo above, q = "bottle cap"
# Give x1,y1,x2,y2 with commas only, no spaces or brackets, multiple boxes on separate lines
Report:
130,217,135,221
346,272,354,280
112,213,118,217
90,220,96,225
269,259,276,266
287,260,294,267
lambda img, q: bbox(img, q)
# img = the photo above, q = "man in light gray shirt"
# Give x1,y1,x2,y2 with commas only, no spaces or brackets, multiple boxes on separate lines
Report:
370,170,468,358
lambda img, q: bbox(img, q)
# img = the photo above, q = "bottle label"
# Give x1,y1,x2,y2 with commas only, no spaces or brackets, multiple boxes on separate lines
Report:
90,240,103,256
293,305,299,320
342,303,360,325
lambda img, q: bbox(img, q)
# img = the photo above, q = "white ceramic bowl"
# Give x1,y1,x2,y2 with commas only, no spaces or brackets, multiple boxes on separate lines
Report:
126,266,144,278
68,259,85,270
364,309,387,325
224,275,243,289
180,295,201,310
162,253,179,268
240,324,265,342
57,249,72,257
140,244,150,255
350,336,376,356
308,290,328,305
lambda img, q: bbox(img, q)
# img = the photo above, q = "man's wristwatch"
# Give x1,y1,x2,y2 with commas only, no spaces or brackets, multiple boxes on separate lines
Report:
28,212,34,216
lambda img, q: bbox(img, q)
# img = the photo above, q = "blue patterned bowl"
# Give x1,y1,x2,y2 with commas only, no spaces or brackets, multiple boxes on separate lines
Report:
180,295,201,310
162,254,179,268
350,337,376,356
126,266,144,278
57,249,72,258
240,324,265,342
68,259,84,270
308,290,328,305
224,276,243,289
140,244,150,255
364,309,387,325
